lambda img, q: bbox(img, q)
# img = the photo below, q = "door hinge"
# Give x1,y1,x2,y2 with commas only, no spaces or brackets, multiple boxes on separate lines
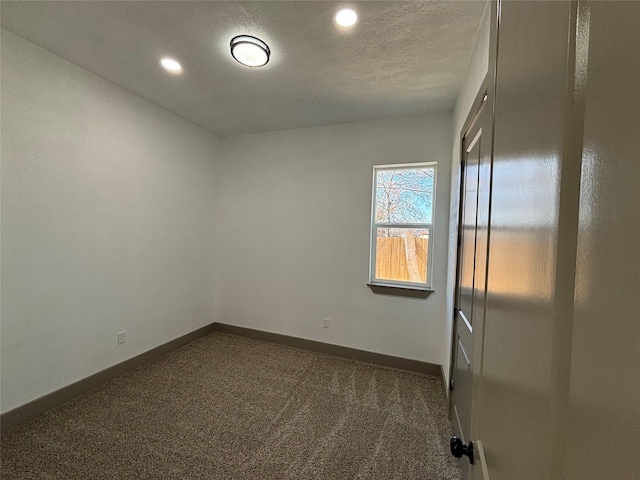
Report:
449,378,455,391
457,233,462,247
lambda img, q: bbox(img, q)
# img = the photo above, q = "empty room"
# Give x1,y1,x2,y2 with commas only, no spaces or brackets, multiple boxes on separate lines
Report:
1,1,638,479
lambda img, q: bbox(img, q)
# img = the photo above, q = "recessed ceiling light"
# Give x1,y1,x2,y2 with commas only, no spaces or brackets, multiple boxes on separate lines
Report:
160,57,183,73
335,8,358,27
230,35,270,68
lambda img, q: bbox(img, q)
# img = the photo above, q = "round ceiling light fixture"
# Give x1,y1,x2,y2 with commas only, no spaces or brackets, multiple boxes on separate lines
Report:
160,57,183,73
230,35,270,67
335,8,358,27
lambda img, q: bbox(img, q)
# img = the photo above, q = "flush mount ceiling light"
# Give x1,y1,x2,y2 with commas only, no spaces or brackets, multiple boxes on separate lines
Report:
335,8,358,27
230,35,270,68
160,57,183,73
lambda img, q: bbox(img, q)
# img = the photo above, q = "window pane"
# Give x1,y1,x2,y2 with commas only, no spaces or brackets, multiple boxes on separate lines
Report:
375,227,429,283
375,167,435,224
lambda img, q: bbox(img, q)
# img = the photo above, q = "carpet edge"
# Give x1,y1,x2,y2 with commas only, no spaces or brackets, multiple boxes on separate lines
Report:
213,322,443,377
0,322,217,437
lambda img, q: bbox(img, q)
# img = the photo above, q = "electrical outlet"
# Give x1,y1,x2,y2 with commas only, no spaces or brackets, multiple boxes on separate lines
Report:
117,331,126,345
323,318,330,329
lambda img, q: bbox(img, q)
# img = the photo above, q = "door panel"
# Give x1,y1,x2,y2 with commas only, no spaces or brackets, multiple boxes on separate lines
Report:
450,85,492,479
453,336,472,440
458,131,481,327
452,129,481,447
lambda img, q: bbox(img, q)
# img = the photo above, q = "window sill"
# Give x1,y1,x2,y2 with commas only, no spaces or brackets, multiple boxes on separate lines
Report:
367,283,434,298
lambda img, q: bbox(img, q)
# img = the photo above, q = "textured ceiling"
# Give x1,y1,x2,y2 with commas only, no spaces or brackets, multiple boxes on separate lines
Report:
1,1,487,136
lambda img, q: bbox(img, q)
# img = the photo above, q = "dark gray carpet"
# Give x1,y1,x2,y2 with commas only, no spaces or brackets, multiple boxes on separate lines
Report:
1,332,461,479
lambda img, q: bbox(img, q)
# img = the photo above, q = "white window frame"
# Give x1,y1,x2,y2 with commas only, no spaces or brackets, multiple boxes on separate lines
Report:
369,162,437,290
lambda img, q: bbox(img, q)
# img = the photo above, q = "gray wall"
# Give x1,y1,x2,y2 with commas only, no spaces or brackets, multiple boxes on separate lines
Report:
566,2,640,477
1,28,455,415
1,30,221,413
216,114,453,365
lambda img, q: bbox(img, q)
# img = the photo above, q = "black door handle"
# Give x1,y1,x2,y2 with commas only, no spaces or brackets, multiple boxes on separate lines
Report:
450,436,474,464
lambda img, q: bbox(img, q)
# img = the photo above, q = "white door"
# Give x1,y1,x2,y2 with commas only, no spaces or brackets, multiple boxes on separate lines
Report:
449,82,492,480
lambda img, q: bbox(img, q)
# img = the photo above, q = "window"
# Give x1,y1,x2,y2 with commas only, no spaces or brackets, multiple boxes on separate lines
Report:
369,163,436,291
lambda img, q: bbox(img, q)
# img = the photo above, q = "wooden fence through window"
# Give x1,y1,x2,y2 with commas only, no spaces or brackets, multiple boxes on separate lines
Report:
375,235,429,283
